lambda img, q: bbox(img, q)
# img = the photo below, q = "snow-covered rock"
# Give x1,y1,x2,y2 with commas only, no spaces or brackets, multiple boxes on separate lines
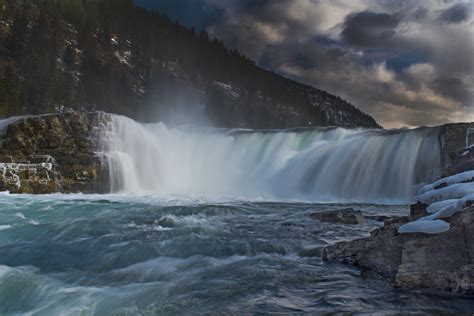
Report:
426,199,459,214
415,182,474,205
398,219,450,234
399,171,474,234
419,170,474,194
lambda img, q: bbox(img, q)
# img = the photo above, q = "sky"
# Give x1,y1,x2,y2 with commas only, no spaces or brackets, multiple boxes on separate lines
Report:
133,0,474,128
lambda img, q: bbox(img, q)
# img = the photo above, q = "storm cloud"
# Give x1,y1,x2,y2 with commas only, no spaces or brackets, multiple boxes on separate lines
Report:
135,0,474,128
439,2,472,23
341,11,400,47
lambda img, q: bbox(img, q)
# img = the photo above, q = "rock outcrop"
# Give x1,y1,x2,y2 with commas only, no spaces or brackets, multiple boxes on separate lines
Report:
323,206,474,295
0,112,110,193
439,122,474,175
310,208,366,224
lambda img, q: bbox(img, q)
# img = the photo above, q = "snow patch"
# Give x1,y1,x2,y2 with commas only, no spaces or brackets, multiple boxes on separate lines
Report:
415,182,474,204
214,81,240,98
421,193,474,221
400,171,474,235
114,51,132,67
419,170,474,194
427,199,459,214
399,219,450,234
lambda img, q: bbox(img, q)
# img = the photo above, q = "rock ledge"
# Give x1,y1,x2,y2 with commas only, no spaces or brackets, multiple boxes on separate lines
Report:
0,112,110,193
323,206,474,295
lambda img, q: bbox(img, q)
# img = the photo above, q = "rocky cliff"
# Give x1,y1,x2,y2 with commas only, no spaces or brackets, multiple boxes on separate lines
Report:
0,112,110,193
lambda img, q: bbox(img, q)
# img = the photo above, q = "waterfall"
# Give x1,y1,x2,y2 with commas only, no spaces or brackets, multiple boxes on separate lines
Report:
100,114,441,203
0,116,27,136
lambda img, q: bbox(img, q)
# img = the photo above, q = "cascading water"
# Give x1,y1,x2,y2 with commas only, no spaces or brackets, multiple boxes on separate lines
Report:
99,114,441,203
1,114,469,315
0,116,27,136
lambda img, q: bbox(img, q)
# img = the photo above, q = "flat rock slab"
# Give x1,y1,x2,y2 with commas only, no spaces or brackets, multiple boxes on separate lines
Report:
310,208,366,224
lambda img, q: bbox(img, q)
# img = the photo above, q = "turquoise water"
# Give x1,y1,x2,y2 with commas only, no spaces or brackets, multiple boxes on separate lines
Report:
0,193,473,315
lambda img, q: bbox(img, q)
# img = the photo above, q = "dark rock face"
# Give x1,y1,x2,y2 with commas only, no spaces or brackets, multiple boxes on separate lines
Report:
0,113,111,193
323,207,474,295
444,145,474,177
310,208,366,224
439,123,474,176
409,204,429,221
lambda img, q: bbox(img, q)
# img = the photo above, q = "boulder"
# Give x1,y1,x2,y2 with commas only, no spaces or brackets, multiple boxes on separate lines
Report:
310,208,366,224
323,206,474,295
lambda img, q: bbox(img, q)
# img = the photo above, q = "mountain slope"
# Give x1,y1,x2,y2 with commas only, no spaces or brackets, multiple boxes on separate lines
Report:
0,0,380,128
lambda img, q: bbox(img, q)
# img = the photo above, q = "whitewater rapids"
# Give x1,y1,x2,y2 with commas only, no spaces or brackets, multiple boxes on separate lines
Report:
99,115,441,204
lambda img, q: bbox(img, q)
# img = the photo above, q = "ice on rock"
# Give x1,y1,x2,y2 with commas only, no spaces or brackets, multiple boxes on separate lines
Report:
419,170,474,194
415,182,474,204
427,199,459,214
398,219,450,234
400,172,474,234
429,193,474,219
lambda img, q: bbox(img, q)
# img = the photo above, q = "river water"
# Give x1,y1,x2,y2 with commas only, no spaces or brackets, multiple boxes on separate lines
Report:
0,194,473,315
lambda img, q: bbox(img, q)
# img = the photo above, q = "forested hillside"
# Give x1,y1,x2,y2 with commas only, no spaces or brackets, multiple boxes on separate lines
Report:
0,0,380,128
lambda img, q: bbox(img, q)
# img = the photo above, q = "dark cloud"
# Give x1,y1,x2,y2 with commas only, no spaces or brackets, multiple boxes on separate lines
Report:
341,11,400,47
439,2,472,23
134,0,474,128
412,6,429,20
432,77,472,105
386,51,426,72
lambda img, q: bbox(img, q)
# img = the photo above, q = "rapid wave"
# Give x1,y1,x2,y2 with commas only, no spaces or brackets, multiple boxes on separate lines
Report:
100,115,441,203
0,193,469,314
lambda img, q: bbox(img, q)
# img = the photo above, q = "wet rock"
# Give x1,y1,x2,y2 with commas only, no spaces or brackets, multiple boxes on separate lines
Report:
0,112,110,194
409,206,428,221
323,206,474,295
365,215,399,222
299,247,324,257
310,208,366,224
383,216,409,227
